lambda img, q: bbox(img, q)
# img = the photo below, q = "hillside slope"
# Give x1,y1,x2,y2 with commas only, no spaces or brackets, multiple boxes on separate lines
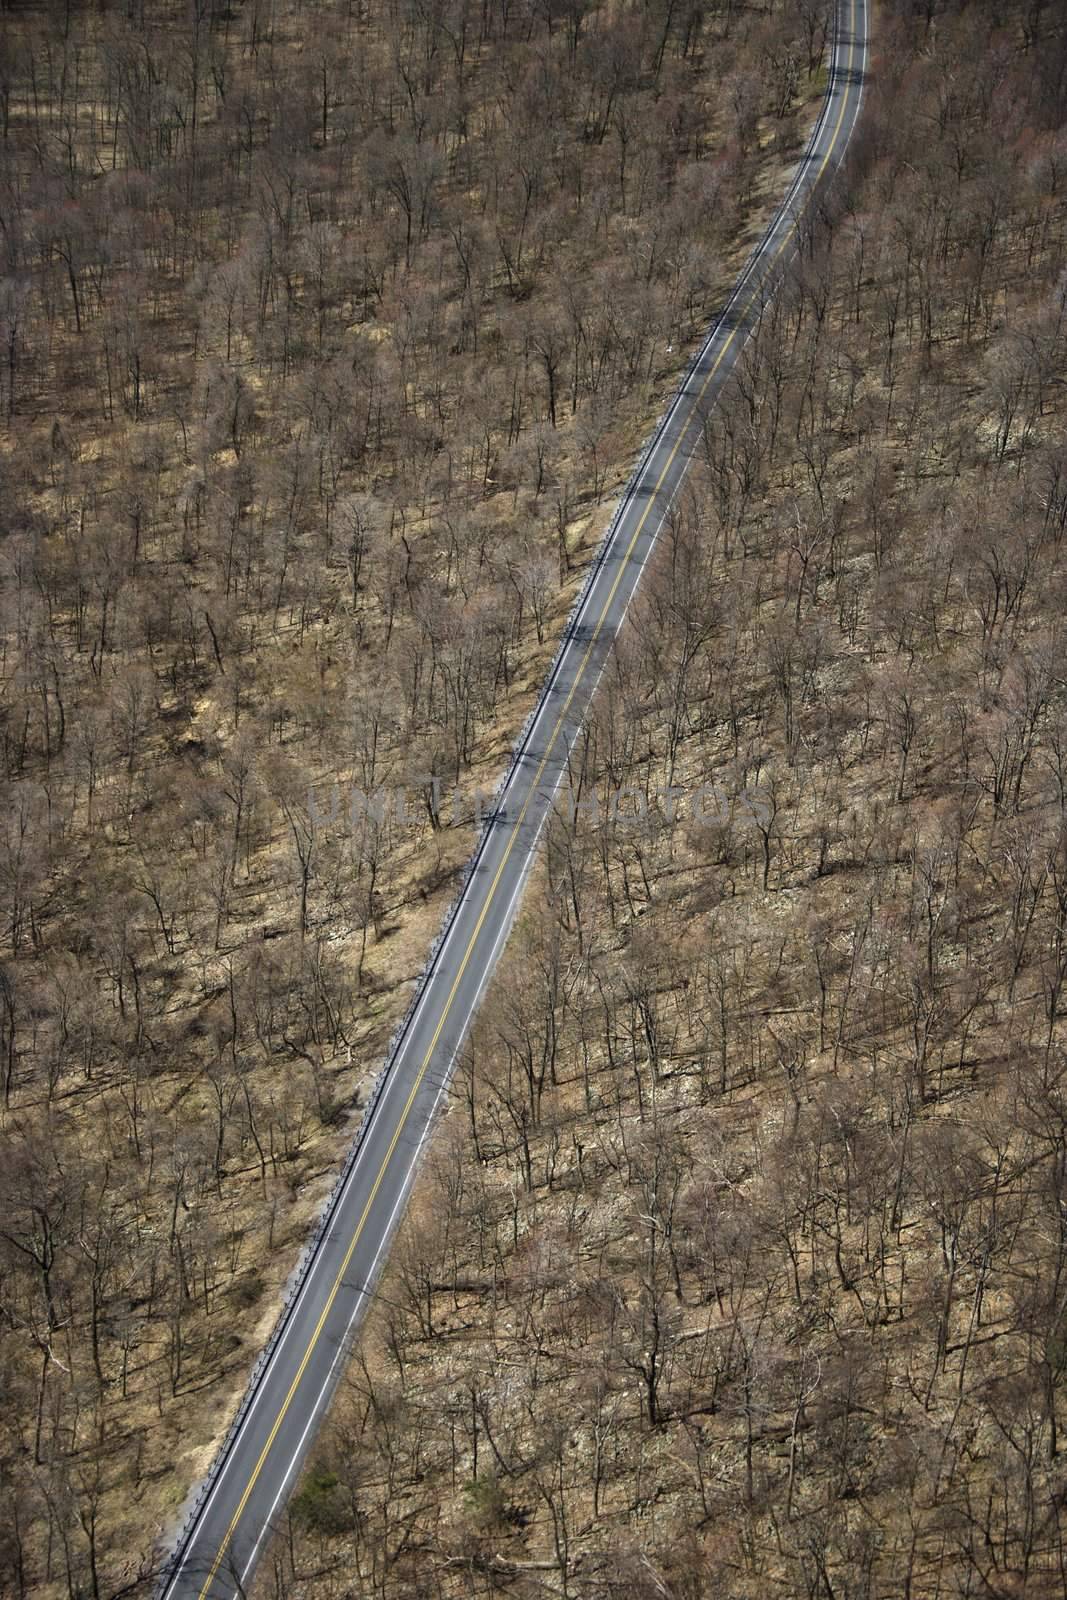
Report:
266,4,1067,1597
0,0,828,1591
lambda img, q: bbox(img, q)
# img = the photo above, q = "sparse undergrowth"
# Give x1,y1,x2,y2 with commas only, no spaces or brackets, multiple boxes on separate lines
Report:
266,4,1067,1597
0,0,825,1590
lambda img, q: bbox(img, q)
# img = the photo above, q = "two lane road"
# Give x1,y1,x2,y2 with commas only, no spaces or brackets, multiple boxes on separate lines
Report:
160,3,868,1591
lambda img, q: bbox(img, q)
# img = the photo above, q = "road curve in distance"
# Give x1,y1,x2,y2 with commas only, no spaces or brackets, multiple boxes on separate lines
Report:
158,2,868,1593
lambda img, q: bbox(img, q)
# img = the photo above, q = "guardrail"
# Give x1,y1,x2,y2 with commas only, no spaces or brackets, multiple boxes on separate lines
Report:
157,9,855,1587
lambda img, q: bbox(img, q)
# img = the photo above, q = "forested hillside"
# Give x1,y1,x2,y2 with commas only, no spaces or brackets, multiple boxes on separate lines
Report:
264,2,1067,1597
0,0,826,1590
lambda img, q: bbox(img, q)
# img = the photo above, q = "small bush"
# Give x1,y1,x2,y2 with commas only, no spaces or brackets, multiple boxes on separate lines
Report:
291,1464,353,1537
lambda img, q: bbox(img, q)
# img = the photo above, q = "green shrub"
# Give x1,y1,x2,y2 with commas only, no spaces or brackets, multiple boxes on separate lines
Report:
462,1473,508,1531
292,1465,353,1537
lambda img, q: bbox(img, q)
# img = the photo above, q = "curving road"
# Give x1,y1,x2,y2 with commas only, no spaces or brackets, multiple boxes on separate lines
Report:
158,3,867,1593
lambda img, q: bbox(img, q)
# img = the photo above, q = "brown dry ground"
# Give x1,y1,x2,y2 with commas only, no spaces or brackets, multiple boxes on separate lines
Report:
0,0,828,1591
261,5,1067,1598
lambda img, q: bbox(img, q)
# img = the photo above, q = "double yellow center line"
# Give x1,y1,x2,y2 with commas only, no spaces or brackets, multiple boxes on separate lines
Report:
189,5,860,1591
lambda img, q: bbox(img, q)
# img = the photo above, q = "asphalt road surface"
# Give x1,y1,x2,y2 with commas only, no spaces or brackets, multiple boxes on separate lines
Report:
159,3,868,1592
